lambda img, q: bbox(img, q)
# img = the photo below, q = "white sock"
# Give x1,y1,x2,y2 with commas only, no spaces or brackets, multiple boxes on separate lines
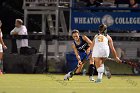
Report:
98,72,103,79
97,64,104,80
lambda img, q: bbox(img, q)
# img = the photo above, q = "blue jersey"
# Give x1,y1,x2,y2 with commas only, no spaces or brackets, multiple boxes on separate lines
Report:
74,36,89,52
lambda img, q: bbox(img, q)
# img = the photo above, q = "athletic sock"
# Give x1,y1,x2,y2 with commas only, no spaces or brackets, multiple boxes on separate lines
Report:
97,72,103,80
97,64,104,80
88,64,95,76
0,60,3,72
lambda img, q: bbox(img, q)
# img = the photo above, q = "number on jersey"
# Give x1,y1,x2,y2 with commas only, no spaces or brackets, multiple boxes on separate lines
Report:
98,36,104,42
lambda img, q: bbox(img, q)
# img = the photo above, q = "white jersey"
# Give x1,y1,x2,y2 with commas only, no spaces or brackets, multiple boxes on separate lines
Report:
10,25,28,49
92,34,110,58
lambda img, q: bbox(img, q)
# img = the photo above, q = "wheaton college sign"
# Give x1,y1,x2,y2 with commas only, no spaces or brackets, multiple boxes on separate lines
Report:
71,12,140,31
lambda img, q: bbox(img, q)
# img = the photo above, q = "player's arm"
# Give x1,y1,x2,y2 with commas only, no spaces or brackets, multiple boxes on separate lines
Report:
0,36,7,49
82,35,93,54
82,35,92,47
107,35,121,63
72,43,82,65
0,31,7,49
10,28,18,35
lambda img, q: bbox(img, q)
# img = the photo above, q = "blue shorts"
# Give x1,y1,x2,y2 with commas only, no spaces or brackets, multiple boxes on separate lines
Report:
79,51,92,61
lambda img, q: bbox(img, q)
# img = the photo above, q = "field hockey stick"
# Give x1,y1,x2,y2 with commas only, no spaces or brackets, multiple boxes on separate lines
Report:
106,58,140,70
70,52,92,77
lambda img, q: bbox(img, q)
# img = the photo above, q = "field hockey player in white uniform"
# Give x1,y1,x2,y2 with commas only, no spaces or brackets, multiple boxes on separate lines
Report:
91,24,121,83
0,20,7,74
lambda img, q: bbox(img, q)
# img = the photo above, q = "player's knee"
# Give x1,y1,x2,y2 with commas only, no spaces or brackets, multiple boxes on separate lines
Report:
75,70,81,74
89,57,94,63
76,66,83,73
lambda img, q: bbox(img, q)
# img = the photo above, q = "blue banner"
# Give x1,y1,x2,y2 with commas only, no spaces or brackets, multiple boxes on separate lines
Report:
71,12,140,31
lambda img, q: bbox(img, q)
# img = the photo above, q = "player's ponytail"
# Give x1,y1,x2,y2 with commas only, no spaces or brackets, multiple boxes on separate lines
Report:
99,24,107,36
103,27,107,36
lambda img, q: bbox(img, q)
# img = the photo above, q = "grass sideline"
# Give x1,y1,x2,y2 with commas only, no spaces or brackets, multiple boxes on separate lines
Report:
0,74,140,93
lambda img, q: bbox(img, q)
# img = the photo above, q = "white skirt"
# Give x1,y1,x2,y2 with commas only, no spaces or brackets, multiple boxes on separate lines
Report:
92,47,110,58
0,44,3,52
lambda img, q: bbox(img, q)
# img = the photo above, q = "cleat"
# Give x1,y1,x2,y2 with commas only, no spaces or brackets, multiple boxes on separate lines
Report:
95,79,102,83
64,72,72,80
105,66,111,79
64,74,69,80
89,76,95,81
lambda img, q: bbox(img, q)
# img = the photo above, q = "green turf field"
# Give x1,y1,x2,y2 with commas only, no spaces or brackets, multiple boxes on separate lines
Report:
0,74,140,93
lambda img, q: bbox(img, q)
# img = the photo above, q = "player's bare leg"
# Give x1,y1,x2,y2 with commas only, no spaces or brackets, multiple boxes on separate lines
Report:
75,64,84,74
